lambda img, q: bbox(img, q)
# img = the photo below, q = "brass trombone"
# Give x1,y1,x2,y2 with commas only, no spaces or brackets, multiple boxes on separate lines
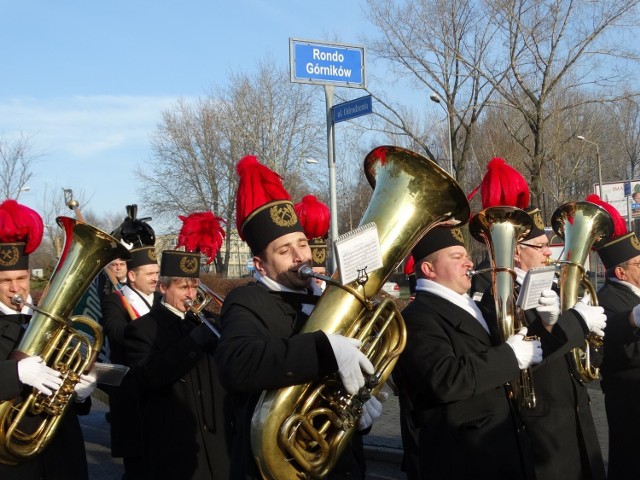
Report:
184,282,224,337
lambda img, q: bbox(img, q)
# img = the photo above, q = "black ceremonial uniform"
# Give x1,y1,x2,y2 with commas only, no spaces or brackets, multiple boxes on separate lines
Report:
124,302,230,480
518,296,606,480
100,290,161,461
215,281,366,480
0,312,90,480
597,278,640,479
393,291,535,480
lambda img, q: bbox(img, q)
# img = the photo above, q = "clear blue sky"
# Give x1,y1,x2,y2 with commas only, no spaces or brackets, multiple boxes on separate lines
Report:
0,1,372,229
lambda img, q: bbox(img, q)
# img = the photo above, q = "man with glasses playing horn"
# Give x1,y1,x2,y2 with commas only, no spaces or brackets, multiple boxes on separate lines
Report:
0,199,96,480
509,206,606,480
595,201,640,480
215,155,382,480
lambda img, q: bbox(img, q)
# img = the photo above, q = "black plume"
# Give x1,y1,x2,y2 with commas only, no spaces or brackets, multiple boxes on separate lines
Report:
110,204,155,248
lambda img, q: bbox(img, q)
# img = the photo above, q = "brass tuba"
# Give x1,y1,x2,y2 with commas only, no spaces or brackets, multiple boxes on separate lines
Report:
251,145,471,479
551,201,614,382
0,216,131,464
469,207,537,410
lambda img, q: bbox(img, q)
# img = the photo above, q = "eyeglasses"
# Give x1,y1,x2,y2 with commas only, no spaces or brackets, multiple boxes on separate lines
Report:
625,262,640,268
519,242,550,251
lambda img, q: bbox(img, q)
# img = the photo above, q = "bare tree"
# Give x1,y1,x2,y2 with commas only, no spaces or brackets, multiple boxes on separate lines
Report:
362,0,500,187
477,0,640,206
138,58,325,274
0,133,41,200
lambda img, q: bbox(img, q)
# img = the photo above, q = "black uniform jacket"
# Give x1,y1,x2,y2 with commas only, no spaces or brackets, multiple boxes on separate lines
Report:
216,281,370,480
597,279,640,480
598,279,640,391
0,312,90,480
124,302,230,480
519,299,606,480
393,291,535,480
100,289,161,458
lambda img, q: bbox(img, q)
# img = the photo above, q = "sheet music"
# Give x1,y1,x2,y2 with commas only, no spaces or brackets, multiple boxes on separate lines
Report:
516,266,557,310
333,222,383,285
92,362,130,387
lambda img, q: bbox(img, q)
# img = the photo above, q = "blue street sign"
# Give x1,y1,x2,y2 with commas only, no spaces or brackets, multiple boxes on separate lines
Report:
290,38,366,88
332,95,373,123
625,181,631,196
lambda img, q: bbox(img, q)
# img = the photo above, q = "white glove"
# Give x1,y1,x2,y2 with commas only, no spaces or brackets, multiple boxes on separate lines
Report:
506,327,543,369
572,301,607,337
74,372,97,402
326,334,375,395
357,395,383,431
17,356,63,396
536,289,560,326
631,304,640,328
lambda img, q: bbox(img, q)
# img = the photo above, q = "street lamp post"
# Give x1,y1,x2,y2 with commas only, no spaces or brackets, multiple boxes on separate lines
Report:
430,93,454,176
577,135,604,196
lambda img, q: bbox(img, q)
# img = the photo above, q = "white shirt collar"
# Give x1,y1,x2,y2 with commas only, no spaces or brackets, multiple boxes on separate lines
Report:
610,277,640,298
415,278,490,333
0,294,33,316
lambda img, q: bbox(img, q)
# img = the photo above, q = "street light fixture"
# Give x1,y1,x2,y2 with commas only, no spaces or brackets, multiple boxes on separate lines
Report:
305,158,319,164
16,186,31,200
576,135,604,196
430,93,454,176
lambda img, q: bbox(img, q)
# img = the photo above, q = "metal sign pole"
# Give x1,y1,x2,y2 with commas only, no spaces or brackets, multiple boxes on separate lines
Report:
325,85,338,272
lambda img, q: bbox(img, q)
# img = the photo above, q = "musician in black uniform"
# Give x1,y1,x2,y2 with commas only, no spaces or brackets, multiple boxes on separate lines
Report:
215,155,382,479
596,229,640,479
509,207,606,480
101,246,160,479
0,199,96,480
393,225,543,480
124,243,230,480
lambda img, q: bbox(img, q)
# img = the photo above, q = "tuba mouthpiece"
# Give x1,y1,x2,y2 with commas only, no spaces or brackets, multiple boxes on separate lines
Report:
11,294,24,307
298,265,314,279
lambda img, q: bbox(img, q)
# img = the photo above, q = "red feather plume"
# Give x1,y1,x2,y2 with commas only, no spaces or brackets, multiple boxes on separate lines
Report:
176,211,225,265
469,158,530,209
294,195,330,240
403,255,415,276
235,155,291,239
585,194,627,238
0,199,44,254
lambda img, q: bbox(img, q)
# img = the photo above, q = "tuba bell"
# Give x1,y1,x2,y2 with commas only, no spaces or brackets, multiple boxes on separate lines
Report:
250,145,471,479
469,207,537,410
0,216,131,464
551,201,614,382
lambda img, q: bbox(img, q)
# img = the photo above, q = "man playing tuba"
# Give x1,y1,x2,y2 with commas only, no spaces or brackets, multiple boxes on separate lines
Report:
0,199,96,480
215,155,382,480
394,225,543,480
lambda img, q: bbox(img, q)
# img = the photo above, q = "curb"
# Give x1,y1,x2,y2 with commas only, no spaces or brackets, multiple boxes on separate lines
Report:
363,444,403,465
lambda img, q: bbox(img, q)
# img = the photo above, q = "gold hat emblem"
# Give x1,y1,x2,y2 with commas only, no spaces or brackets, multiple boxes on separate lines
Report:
179,256,199,275
451,228,464,244
0,245,20,267
533,211,545,230
148,249,157,262
632,235,640,252
269,203,298,228
312,246,326,265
